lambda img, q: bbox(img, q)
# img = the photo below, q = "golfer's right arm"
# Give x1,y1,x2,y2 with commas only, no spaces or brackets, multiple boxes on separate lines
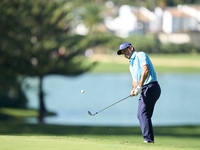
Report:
130,77,138,96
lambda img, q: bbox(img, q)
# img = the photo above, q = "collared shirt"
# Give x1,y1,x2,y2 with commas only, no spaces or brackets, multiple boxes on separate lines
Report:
129,51,157,86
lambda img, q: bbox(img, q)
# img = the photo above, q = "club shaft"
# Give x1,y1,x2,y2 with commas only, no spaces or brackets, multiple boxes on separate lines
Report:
95,95,131,115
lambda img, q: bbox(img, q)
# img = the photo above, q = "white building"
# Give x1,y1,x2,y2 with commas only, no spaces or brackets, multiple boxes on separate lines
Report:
105,4,200,45
105,5,137,38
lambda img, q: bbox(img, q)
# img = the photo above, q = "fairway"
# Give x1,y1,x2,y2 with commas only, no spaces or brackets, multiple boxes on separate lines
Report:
0,123,199,150
0,135,199,150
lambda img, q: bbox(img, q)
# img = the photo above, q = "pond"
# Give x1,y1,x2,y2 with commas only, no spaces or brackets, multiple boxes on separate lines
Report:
23,73,200,126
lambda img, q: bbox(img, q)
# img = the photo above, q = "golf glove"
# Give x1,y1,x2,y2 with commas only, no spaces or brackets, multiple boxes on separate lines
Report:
134,85,142,96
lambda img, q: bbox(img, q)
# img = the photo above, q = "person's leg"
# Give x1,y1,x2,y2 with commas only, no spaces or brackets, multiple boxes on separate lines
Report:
137,82,161,142
137,97,155,142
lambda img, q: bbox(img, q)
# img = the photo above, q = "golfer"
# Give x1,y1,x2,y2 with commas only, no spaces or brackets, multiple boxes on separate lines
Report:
117,42,161,143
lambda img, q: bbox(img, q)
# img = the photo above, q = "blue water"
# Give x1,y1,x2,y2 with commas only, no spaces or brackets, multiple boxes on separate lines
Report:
23,73,200,126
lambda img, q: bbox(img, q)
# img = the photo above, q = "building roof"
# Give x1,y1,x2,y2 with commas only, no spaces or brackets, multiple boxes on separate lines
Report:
132,7,155,22
165,7,190,18
133,11,150,22
190,6,200,11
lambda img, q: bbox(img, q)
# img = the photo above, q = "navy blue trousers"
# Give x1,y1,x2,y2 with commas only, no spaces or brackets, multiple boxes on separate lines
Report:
137,81,161,142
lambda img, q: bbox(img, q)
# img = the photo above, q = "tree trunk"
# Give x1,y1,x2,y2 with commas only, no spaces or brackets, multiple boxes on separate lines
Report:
38,76,46,123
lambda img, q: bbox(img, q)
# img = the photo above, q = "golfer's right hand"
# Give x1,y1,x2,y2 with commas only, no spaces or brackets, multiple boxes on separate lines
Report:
130,89,136,97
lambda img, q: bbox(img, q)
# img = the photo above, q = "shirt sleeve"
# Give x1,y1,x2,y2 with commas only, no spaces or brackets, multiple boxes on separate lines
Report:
138,52,148,67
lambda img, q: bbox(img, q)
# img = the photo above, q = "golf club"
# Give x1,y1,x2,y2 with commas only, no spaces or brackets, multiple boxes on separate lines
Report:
88,95,131,116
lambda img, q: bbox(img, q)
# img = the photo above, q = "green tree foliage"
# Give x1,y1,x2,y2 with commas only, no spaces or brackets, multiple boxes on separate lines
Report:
79,4,105,34
0,0,96,122
101,0,200,10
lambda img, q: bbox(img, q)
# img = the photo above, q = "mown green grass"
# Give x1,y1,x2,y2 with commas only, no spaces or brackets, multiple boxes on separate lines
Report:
90,62,200,73
89,53,200,73
1,135,197,150
0,108,38,117
0,122,199,150
0,108,55,119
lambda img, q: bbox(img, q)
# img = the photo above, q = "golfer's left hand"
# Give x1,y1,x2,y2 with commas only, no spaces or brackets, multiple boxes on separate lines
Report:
134,85,142,96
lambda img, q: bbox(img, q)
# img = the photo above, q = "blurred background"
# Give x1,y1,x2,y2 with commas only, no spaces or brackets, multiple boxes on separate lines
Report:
0,0,200,126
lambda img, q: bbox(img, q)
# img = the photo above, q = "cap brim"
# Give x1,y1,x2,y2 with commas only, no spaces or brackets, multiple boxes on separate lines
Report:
117,50,122,55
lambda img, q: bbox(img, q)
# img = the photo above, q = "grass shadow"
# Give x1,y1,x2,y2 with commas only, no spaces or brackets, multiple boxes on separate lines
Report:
0,122,199,138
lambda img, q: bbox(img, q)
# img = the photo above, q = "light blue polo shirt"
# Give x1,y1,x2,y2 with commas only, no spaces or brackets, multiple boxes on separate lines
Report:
129,51,157,85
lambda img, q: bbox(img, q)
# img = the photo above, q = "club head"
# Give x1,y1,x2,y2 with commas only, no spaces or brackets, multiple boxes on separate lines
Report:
88,111,97,116
88,111,94,116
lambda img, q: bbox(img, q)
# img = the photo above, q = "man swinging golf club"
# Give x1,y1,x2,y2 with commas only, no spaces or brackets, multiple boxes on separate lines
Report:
117,42,161,143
